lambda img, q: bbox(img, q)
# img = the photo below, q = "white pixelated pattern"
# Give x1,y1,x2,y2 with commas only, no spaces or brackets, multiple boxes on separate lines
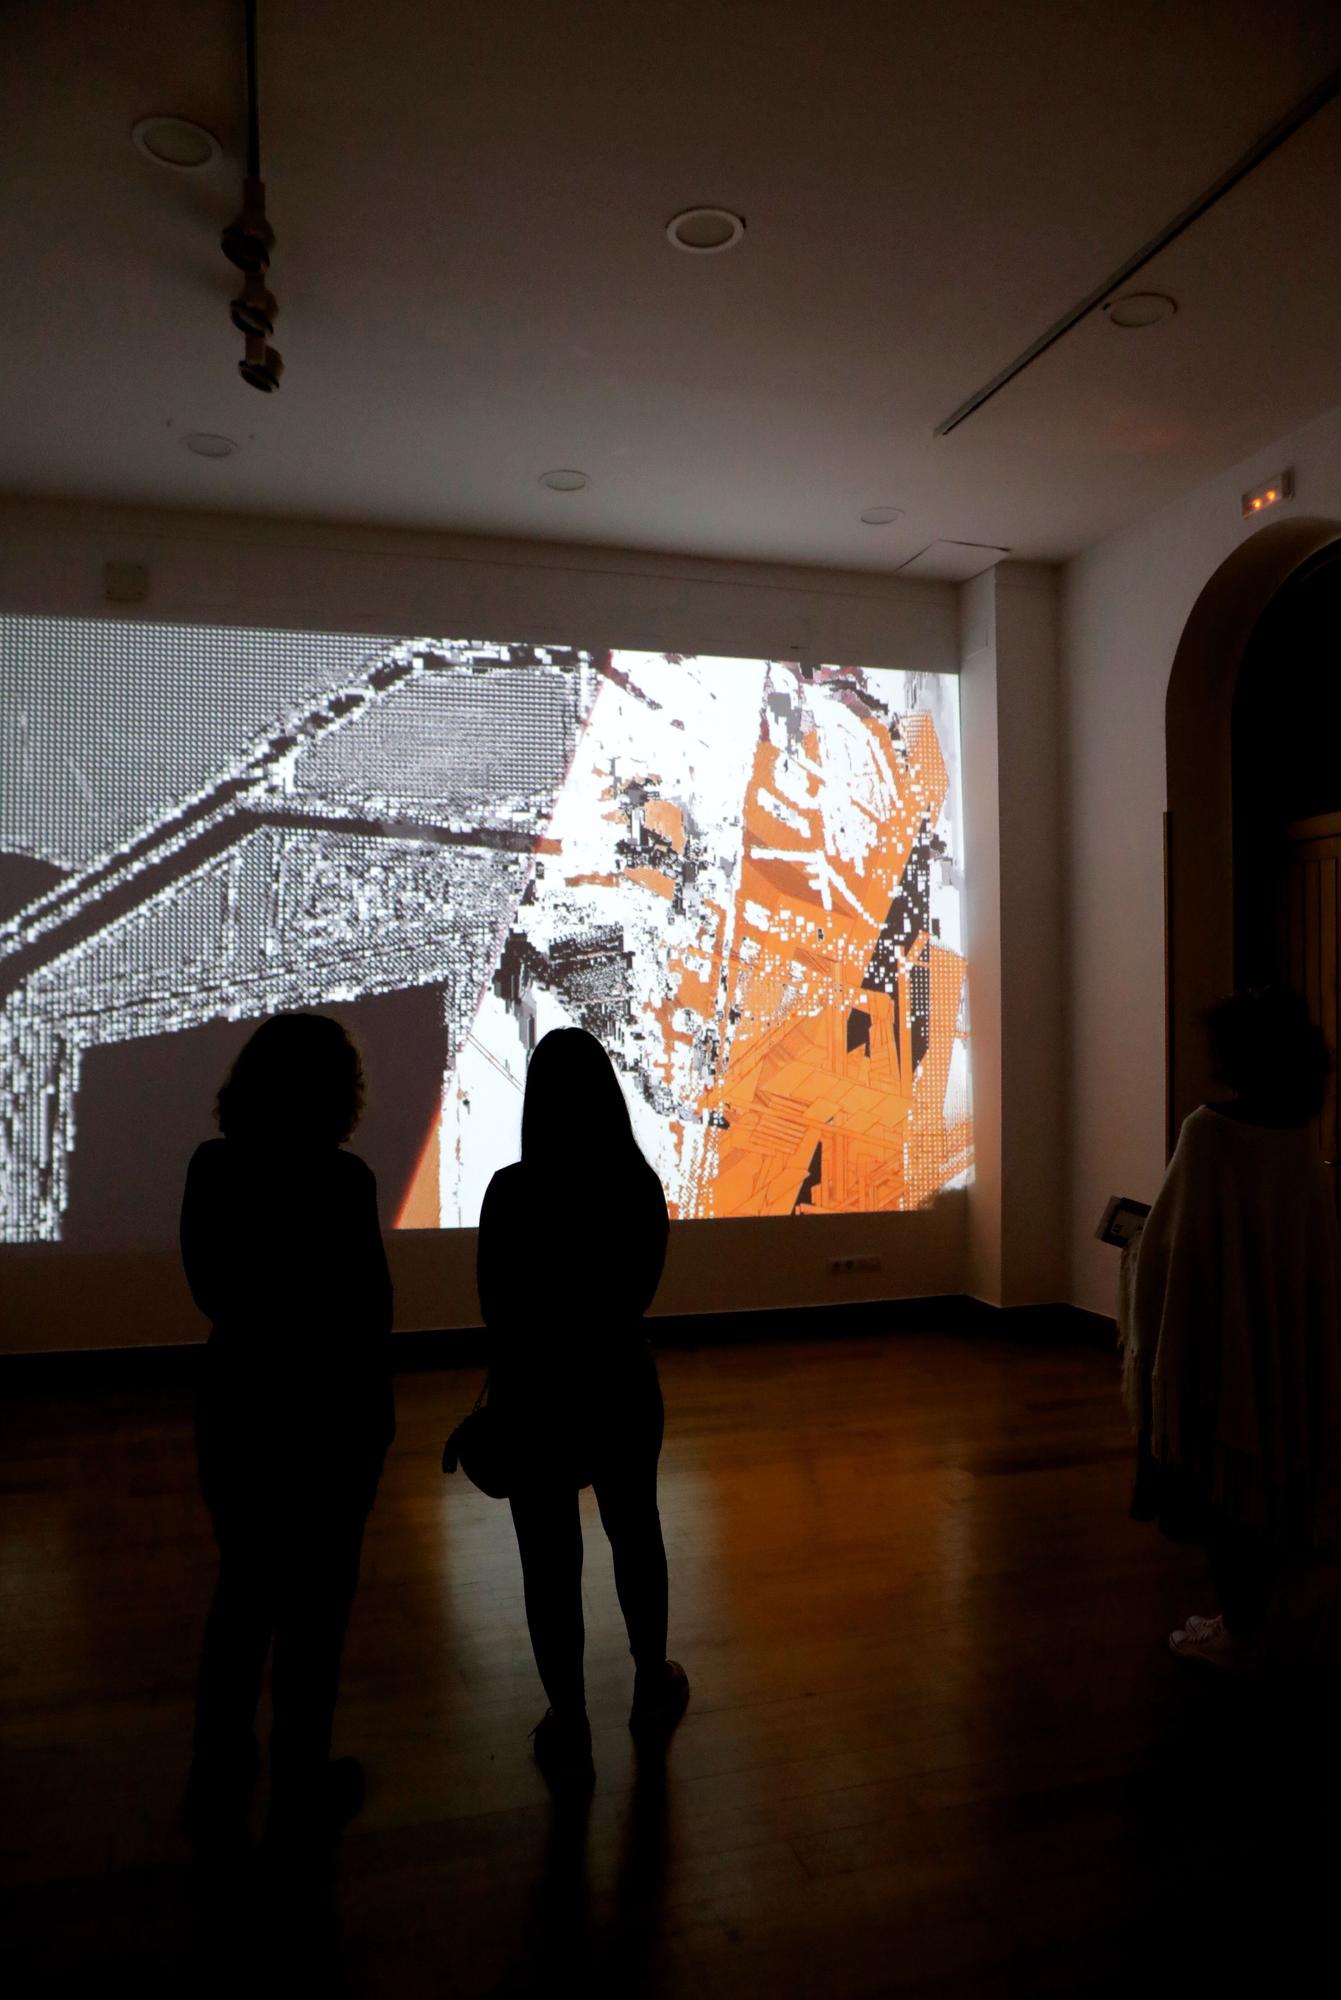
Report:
0,620,969,1241
0,626,596,1240
0,616,405,868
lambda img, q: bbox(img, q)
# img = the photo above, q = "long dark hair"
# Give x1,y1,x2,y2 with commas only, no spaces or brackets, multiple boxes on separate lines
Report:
520,1027,645,1169
216,1012,366,1147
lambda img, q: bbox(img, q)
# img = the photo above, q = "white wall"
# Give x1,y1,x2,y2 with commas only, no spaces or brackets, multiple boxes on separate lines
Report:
959,578,1002,1301
0,499,977,1349
960,562,1064,1307
1062,398,1341,1316
0,499,958,663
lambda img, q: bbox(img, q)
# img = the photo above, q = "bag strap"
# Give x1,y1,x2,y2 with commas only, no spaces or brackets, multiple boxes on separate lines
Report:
442,1373,491,1476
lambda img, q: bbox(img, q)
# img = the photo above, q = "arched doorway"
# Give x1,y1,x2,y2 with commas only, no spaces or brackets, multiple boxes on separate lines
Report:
1234,543,1341,1165
1165,516,1341,1151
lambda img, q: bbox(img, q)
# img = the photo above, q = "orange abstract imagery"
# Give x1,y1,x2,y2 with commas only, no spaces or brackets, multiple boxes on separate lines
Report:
687,704,969,1216
412,653,971,1226
0,623,966,1244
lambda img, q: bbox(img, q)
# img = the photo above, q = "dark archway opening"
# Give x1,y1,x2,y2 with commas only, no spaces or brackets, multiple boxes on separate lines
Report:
1233,541,1341,985
1231,543,1341,1164
1165,516,1341,1151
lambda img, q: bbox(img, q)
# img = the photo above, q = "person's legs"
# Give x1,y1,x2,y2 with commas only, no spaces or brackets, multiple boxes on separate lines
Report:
189,1511,275,1823
1208,1525,1277,1638
269,1502,368,1799
509,1481,587,1715
1171,1521,1279,1668
592,1362,668,1676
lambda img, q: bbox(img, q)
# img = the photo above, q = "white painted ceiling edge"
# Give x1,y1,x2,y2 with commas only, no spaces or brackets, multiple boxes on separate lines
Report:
0,497,963,675
5,0,1341,572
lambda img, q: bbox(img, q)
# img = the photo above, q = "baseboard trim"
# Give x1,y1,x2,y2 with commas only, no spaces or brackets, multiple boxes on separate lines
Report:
1,1295,1117,1391
992,1302,1118,1349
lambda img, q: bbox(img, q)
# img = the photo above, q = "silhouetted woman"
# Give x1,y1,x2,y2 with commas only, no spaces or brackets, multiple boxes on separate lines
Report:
477,1026,687,1783
181,1013,395,1842
1123,988,1341,1670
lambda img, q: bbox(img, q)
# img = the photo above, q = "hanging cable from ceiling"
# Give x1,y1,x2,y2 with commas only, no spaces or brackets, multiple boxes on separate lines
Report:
221,0,283,392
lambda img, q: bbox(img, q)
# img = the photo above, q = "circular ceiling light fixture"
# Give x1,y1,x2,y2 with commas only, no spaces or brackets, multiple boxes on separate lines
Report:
539,467,591,492
182,432,238,459
131,115,221,172
666,206,746,254
859,506,904,526
1103,291,1177,329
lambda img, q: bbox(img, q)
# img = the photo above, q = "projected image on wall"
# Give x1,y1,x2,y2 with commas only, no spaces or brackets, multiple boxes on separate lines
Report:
0,619,970,1241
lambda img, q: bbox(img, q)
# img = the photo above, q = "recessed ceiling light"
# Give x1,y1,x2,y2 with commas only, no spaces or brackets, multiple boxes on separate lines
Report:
182,432,237,459
666,207,746,254
539,468,590,492
859,506,904,526
131,115,221,172
1103,291,1177,329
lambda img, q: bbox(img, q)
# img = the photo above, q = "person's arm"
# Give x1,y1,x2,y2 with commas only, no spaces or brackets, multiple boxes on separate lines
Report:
1123,1113,1219,1455
1121,1150,1180,1436
641,1169,670,1316
352,1156,393,1340
475,1170,516,1330
179,1144,225,1324
618,1164,670,1320
349,1155,396,1462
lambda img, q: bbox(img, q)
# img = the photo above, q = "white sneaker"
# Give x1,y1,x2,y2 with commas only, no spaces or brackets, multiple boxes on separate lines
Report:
1168,1613,1260,1673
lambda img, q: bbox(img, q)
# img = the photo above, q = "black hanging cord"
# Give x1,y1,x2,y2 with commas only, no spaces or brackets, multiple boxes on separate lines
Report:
243,0,260,182
222,0,283,389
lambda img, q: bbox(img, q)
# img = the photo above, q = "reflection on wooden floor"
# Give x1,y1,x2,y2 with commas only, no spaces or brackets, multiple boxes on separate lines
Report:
3,1331,1338,1995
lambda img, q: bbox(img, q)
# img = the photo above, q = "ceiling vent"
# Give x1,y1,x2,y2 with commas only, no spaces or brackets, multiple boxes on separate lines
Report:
897,542,1010,582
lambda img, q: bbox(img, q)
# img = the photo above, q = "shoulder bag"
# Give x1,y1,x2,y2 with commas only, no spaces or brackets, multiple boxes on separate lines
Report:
441,1377,512,1499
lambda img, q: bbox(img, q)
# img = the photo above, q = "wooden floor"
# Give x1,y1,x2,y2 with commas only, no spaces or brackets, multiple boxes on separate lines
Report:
4,1328,1339,1997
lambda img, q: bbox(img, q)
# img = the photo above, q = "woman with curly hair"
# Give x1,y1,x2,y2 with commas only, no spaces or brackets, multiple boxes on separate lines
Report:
181,1012,394,1844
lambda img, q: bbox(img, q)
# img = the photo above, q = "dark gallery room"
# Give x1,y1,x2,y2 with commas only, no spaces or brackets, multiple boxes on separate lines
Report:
4,2,1341,1993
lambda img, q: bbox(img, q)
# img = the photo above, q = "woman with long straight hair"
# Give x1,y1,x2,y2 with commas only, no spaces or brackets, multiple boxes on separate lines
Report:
477,1025,687,1784
181,1012,395,1845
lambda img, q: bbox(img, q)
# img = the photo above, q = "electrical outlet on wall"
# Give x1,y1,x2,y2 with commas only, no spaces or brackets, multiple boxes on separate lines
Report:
829,1255,882,1275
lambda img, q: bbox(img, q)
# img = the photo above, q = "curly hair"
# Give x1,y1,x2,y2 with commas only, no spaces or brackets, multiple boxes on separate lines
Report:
216,1013,366,1146
1205,986,1331,1122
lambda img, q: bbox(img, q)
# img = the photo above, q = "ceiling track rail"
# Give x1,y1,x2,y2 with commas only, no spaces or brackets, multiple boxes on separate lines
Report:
934,61,1341,438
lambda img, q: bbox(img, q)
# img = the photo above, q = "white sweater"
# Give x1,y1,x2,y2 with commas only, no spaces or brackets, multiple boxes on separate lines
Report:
1122,1105,1341,1541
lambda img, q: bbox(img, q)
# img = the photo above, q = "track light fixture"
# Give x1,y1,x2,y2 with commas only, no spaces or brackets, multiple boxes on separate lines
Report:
222,182,273,275
222,0,283,391
230,273,277,339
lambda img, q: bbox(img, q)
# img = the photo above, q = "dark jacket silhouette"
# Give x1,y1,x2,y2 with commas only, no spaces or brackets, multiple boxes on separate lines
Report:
181,1013,394,1836
476,1026,673,1738
478,1150,668,1464
183,1136,394,1510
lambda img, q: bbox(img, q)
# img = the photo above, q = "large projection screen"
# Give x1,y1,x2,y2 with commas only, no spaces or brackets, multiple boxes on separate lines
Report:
0,617,971,1248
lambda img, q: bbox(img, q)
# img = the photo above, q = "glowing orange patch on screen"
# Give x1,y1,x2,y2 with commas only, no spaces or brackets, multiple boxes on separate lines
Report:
399,654,971,1228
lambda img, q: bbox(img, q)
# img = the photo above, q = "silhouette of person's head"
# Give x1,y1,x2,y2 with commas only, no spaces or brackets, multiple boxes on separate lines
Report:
521,1027,641,1170
1206,986,1331,1123
216,1012,366,1149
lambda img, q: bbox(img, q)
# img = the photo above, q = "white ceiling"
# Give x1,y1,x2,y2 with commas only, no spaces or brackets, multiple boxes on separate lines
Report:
4,0,1341,575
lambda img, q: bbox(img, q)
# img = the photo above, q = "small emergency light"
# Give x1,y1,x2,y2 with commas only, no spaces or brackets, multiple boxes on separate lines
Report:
1241,470,1293,520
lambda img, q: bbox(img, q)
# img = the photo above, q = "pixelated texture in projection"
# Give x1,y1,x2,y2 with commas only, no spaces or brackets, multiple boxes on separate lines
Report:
0,619,970,1240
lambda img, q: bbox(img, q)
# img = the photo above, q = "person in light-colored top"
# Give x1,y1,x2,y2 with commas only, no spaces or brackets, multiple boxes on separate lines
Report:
1123,988,1341,1671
